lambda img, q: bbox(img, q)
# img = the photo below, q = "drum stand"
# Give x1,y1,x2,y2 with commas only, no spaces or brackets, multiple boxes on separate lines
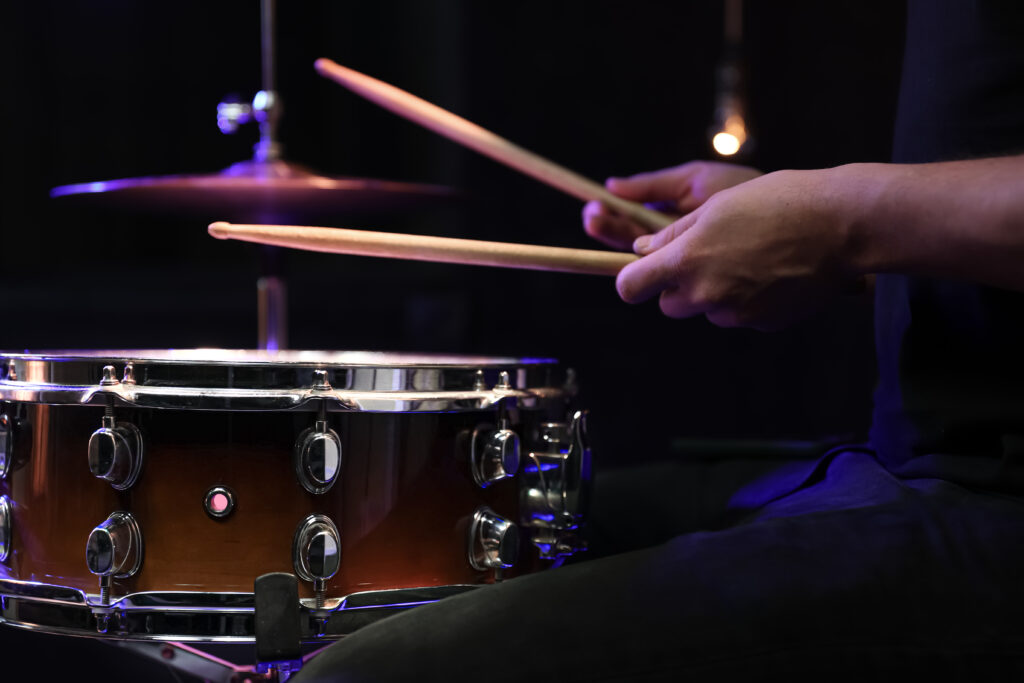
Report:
108,573,323,682
111,641,329,683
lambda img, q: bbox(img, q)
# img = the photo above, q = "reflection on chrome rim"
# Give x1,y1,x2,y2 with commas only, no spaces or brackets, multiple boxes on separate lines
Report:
0,350,573,413
0,579,478,642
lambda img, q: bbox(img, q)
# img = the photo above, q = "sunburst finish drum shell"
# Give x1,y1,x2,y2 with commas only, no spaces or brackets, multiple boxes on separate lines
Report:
0,350,583,641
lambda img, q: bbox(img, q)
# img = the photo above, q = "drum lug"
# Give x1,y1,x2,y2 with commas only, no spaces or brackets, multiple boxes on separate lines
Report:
0,403,30,480
529,530,588,560
467,506,519,571
0,412,14,480
86,510,143,631
86,511,144,581
470,420,520,488
88,366,145,490
520,410,592,559
0,495,12,562
292,514,341,634
293,423,342,494
293,404,342,495
88,411,145,490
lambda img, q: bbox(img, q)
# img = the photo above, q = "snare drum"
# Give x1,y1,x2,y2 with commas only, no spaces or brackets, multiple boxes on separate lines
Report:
0,350,590,642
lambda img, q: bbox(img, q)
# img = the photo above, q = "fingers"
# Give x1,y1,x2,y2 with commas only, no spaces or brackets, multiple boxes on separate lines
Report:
605,164,694,203
633,210,701,255
659,288,712,319
614,223,746,324
622,265,751,325
616,236,688,304
582,200,650,250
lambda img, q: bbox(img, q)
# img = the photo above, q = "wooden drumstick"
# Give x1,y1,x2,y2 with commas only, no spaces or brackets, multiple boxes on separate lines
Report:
314,58,674,233
209,222,637,277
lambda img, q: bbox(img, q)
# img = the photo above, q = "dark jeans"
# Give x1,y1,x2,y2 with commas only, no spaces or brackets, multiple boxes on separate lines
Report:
294,451,1024,681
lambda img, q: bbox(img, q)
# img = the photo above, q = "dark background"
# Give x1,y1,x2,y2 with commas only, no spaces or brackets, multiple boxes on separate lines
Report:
1,1,904,678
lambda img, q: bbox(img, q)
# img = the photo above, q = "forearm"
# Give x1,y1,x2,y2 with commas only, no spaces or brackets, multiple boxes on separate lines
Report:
831,156,1024,290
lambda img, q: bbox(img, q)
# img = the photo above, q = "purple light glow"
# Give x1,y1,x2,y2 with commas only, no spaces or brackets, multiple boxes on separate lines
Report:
523,462,560,473
337,599,437,612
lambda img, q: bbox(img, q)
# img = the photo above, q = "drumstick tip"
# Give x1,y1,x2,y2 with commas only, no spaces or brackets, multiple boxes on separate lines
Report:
314,58,337,75
208,221,231,239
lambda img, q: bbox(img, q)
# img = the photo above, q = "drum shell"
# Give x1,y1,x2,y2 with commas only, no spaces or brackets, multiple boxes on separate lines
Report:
0,403,544,600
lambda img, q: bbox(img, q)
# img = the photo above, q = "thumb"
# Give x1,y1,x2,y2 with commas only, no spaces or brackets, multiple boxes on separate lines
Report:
605,164,694,203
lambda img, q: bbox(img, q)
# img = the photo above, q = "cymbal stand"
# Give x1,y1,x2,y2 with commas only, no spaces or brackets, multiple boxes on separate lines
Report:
216,0,288,350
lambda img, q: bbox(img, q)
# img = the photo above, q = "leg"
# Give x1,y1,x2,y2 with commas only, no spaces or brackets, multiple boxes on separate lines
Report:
295,452,1024,681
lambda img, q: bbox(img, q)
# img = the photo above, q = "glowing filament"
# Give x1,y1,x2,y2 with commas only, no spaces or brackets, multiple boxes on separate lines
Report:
713,132,741,156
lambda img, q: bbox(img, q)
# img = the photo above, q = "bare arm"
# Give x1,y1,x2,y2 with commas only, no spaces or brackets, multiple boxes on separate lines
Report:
616,155,1024,330
840,156,1024,290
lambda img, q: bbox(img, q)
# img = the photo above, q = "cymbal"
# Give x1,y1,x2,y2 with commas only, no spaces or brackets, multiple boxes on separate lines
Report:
50,159,457,221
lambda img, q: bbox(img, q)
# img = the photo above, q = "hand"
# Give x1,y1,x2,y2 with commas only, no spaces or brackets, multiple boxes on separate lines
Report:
583,161,763,250
615,168,863,330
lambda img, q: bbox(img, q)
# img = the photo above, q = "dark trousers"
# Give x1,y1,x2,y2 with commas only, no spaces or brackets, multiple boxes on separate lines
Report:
294,451,1024,681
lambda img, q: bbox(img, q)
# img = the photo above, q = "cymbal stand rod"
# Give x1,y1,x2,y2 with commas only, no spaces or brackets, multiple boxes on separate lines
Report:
256,0,281,162
256,0,286,351
258,275,288,352
261,0,275,95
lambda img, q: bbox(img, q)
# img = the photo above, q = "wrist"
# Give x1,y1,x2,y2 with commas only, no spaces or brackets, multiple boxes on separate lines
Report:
822,162,893,277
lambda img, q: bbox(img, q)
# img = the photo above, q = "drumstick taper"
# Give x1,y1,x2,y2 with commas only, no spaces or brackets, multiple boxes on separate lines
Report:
314,58,674,233
209,222,637,277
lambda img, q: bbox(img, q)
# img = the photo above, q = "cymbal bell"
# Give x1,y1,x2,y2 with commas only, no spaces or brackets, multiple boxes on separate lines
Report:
50,158,457,222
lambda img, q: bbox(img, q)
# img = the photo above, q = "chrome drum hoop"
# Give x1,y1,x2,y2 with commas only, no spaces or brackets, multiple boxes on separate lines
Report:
0,350,573,413
0,579,478,642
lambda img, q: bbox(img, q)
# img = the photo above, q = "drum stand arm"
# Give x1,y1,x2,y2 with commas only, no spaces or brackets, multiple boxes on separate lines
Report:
109,641,254,683
106,574,315,682
109,640,333,683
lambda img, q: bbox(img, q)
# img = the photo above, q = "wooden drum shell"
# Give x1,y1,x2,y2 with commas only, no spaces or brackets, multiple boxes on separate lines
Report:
1,403,541,601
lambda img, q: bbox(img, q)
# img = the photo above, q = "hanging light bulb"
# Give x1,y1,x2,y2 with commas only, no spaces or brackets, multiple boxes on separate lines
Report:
709,0,750,158
711,104,747,156
712,132,741,156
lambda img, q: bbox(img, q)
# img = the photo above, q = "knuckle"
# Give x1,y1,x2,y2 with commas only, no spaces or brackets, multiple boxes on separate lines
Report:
648,224,680,252
666,242,694,277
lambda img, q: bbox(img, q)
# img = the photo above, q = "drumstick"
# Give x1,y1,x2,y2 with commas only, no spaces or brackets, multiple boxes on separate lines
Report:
209,222,637,277
314,58,673,233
